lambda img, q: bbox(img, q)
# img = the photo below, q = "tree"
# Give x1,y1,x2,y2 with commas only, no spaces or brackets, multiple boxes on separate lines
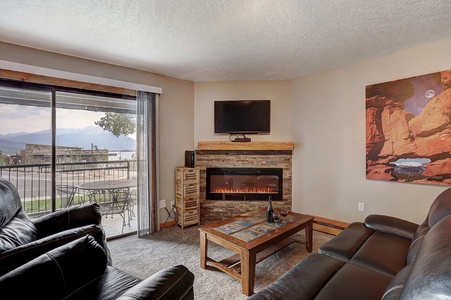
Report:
95,113,136,137
0,156,8,166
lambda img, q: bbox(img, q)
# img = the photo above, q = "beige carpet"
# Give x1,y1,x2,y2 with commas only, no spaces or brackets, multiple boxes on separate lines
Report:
108,225,333,300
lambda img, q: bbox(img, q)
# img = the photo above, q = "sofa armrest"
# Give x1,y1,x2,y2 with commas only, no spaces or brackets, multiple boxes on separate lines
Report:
364,214,418,239
117,265,195,300
32,203,102,238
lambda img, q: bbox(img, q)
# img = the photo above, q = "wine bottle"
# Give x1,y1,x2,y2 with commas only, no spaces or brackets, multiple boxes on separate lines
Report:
267,196,274,223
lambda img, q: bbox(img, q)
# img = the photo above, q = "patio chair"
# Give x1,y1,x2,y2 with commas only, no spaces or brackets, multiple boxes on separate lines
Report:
126,188,137,224
98,190,128,234
56,184,78,208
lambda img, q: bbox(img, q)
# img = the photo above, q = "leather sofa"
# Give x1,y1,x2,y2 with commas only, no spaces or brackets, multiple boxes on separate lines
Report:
0,178,195,299
248,188,451,300
0,235,195,299
0,178,111,276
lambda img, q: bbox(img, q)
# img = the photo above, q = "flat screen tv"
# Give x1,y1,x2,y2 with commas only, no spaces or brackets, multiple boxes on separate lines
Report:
214,100,270,134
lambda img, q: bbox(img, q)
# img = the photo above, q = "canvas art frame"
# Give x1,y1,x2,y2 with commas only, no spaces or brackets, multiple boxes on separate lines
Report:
366,70,450,186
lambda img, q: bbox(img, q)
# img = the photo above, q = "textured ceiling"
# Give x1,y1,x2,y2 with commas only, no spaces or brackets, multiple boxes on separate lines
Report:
0,0,451,82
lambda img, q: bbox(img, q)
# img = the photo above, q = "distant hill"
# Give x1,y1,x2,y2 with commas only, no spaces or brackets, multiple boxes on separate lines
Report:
0,126,135,155
0,139,26,155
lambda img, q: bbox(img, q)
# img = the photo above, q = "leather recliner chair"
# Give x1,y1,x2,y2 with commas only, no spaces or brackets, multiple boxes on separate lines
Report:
0,235,195,299
0,178,111,276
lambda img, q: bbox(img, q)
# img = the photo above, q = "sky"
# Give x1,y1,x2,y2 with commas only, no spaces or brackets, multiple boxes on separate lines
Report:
0,104,104,135
0,104,136,141
403,73,443,117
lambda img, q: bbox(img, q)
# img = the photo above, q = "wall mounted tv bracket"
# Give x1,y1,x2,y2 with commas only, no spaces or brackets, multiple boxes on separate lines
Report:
230,134,251,142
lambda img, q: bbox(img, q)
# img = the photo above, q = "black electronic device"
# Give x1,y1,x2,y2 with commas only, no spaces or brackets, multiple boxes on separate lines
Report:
184,150,195,168
214,100,271,134
232,136,252,142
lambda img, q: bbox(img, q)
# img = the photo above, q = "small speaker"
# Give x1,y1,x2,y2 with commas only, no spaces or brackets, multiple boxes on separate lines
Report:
184,150,195,168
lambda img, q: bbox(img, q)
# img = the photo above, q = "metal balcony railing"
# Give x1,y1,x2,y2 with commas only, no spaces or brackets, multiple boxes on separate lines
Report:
0,160,137,218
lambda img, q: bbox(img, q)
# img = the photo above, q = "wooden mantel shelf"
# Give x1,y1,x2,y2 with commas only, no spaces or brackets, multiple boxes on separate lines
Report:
197,141,294,151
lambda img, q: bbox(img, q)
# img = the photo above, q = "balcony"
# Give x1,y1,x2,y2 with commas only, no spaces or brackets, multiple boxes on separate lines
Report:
0,160,137,238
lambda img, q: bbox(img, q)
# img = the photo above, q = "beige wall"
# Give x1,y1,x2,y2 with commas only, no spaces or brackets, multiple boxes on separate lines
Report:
0,42,195,223
194,80,292,143
291,36,451,224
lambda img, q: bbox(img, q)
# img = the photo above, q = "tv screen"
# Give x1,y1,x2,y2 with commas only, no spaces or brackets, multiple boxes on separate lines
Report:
214,100,270,134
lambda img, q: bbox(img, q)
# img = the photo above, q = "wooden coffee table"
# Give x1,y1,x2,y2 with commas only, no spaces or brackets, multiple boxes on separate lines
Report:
199,208,314,296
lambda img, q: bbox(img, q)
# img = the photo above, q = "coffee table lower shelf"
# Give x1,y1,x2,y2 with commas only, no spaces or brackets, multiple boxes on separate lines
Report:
205,236,303,280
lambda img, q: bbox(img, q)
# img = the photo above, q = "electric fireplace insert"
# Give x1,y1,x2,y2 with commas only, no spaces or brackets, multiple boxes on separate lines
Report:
206,167,283,201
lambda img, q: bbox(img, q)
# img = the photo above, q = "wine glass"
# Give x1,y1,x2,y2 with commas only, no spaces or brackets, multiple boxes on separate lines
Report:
272,212,280,224
280,210,288,223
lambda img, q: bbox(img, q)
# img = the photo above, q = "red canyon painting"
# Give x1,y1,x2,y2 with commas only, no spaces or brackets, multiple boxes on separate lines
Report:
366,70,451,186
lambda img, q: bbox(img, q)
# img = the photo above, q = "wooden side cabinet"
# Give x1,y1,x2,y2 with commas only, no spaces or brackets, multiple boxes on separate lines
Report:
175,167,200,229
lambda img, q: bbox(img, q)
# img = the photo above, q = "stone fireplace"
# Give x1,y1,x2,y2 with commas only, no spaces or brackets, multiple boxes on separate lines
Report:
195,141,293,221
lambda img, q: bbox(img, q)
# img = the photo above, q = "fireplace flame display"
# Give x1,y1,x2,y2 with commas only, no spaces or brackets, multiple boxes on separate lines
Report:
206,167,283,201
212,187,278,194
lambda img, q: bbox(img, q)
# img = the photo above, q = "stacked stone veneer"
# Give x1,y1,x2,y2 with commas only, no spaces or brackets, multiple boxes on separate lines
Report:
195,150,292,221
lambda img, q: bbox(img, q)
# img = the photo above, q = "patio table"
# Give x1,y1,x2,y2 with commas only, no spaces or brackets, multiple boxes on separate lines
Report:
78,178,137,205
78,179,137,193
78,179,137,232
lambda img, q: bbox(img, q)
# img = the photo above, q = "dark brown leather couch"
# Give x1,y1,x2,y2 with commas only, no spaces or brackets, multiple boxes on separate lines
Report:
248,188,451,300
0,235,195,299
0,178,195,299
0,178,111,275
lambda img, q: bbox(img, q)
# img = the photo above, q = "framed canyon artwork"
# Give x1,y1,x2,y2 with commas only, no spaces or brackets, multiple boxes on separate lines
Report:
366,70,450,186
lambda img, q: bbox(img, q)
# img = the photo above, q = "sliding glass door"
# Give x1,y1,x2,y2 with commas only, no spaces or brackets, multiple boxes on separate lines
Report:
0,80,139,238
0,84,53,216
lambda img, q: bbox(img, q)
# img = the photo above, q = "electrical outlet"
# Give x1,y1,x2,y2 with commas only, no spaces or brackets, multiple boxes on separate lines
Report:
159,199,166,209
171,201,175,208
358,202,364,212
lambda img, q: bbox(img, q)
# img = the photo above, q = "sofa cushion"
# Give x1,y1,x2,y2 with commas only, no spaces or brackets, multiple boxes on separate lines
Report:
32,203,102,238
400,215,451,299
427,188,451,228
248,253,345,300
65,266,141,299
0,210,37,254
411,219,429,243
350,231,411,276
0,178,22,228
0,224,107,276
407,219,428,264
0,235,107,299
315,261,392,300
318,222,374,262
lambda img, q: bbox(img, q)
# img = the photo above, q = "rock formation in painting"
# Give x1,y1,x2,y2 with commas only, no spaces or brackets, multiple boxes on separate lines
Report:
366,70,451,186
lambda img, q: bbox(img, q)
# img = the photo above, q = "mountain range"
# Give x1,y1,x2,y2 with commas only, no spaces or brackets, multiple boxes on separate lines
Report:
0,126,135,155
